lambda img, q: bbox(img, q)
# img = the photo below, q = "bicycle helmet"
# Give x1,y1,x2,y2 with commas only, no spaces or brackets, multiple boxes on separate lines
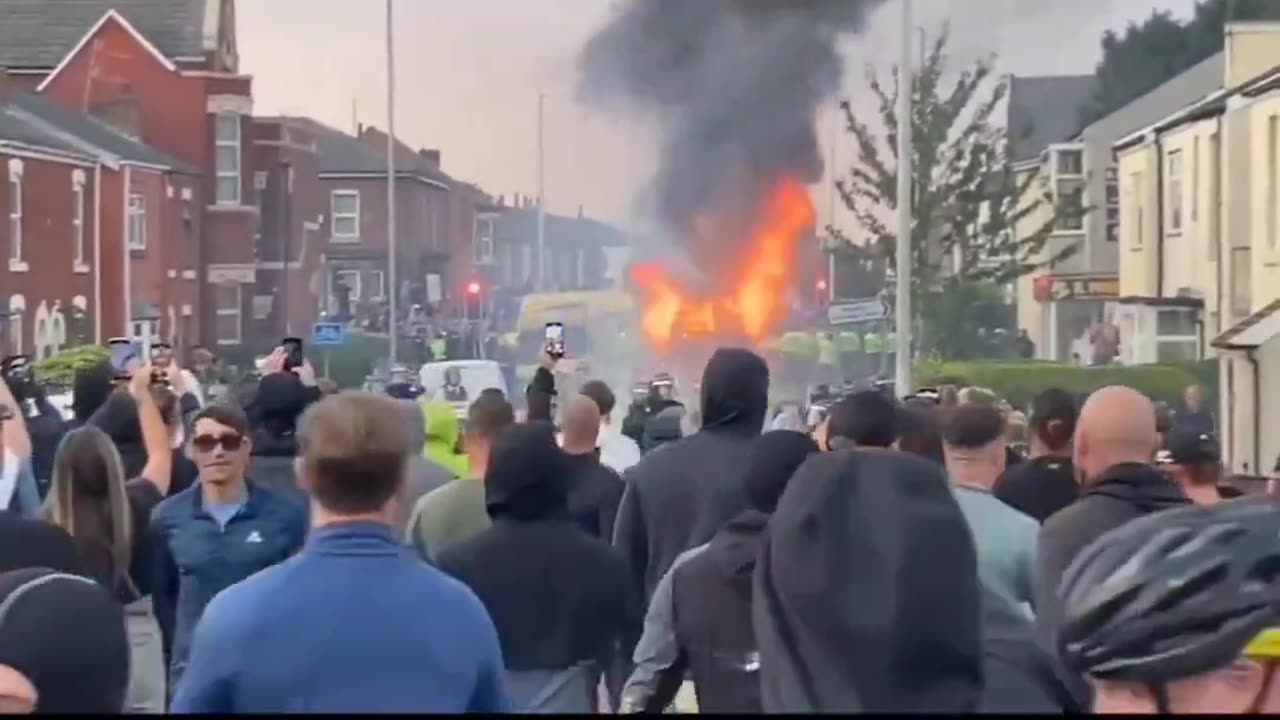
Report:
1059,496,1280,684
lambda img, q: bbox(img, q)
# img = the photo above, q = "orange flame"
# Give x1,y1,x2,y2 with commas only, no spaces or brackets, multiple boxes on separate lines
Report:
630,177,815,349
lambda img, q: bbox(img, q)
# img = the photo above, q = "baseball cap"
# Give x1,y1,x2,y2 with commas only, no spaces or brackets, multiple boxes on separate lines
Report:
1159,425,1221,465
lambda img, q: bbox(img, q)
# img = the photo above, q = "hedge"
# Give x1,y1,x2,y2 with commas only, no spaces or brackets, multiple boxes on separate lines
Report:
917,360,1216,410
33,345,109,389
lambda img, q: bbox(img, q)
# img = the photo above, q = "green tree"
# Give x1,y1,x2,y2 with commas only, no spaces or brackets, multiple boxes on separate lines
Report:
830,27,1082,358
1084,0,1280,125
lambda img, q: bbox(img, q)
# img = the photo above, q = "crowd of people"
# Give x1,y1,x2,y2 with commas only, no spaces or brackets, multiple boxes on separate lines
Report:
0,338,1277,714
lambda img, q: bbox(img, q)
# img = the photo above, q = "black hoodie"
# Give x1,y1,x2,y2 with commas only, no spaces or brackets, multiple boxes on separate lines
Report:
437,422,640,675
754,450,983,712
613,348,769,602
1035,462,1189,638
246,372,319,505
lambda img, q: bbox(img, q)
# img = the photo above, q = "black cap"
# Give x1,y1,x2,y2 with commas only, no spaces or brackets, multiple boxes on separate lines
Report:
1160,425,1221,465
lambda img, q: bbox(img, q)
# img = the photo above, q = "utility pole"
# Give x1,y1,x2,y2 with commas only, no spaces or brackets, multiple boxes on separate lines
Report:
894,0,913,394
537,93,546,292
827,112,838,302
386,0,398,366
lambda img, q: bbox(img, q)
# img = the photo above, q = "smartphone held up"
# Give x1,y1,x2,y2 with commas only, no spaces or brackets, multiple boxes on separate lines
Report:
544,322,565,360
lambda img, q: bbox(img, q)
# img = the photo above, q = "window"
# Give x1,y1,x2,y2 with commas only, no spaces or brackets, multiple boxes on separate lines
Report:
1167,150,1183,233
214,114,241,205
1129,171,1145,249
1056,187,1084,232
1232,248,1252,317
8,168,22,267
1269,116,1278,248
474,215,495,264
369,270,386,301
330,191,359,240
1210,132,1221,262
1191,136,1200,224
1157,308,1197,336
127,194,146,250
334,269,361,302
1056,149,1083,176
6,295,23,356
213,284,242,345
72,181,86,267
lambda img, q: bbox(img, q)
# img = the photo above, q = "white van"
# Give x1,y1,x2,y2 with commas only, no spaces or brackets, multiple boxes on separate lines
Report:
419,360,509,419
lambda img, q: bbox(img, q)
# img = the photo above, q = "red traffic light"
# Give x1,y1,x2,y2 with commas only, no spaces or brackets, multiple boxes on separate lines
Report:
816,279,828,292
466,281,481,296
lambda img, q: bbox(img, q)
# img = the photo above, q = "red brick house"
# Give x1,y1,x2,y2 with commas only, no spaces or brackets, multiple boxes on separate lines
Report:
0,85,201,359
0,0,294,352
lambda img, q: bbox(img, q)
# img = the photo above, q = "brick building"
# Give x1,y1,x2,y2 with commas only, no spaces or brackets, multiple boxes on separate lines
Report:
0,0,315,353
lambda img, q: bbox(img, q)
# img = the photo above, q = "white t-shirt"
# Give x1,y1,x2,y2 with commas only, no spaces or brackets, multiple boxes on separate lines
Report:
0,448,19,511
598,426,641,474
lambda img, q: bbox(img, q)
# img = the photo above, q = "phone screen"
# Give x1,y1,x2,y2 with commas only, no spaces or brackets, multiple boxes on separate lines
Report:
282,337,304,370
544,323,565,358
107,339,139,378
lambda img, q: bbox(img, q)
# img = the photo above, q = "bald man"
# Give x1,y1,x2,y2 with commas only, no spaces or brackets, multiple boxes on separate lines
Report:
1034,386,1190,637
562,394,627,542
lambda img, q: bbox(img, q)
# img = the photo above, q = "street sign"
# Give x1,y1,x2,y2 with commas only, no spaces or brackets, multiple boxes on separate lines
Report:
311,322,346,346
827,297,889,326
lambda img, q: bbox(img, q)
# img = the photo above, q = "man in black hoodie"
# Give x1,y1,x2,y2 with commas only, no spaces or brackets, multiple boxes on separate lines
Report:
1035,385,1188,637
560,395,625,541
246,360,321,505
612,348,769,603
437,422,640,712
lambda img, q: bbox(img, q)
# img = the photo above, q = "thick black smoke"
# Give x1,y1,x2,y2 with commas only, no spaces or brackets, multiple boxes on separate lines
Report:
578,0,886,289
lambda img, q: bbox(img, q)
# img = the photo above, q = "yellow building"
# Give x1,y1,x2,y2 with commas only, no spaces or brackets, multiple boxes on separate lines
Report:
1112,22,1280,473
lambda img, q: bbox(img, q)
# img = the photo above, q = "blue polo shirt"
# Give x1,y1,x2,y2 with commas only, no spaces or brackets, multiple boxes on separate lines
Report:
171,521,508,713
149,480,308,689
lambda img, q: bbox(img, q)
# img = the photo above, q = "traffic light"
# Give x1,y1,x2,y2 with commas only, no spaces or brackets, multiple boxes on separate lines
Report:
466,280,481,296
815,279,828,292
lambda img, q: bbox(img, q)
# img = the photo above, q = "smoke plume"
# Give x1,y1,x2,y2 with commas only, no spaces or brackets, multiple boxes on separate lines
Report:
578,0,886,291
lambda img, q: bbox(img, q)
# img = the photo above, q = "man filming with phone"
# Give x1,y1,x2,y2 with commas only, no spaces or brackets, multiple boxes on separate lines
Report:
245,344,322,505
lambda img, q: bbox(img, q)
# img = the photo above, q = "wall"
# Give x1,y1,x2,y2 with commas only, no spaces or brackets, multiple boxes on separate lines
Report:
1225,23,1280,89
1157,119,1220,326
1013,165,1051,356
1247,92,1280,312
0,155,97,356
1117,142,1160,297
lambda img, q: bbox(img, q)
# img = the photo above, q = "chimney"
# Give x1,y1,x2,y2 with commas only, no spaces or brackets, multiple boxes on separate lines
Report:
1225,22,1280,88
357,121,364,137
90,83,142,139
496,194,505,207
418,148,441,168
577,204,584,219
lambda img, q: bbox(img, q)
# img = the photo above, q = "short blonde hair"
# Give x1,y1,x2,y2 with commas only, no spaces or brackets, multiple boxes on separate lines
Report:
298,393,412,514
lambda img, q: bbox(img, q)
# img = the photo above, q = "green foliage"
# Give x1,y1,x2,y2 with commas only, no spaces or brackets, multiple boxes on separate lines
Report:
917,359,1213,409
33,345,109,389
1084,0,1280,125
831,27,1080,354
923,282,1017,360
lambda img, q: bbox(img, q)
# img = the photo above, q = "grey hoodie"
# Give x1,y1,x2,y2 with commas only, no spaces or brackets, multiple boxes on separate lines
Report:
397,400,454,536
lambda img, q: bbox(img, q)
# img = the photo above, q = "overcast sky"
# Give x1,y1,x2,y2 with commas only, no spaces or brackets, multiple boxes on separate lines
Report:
239,0,1200,232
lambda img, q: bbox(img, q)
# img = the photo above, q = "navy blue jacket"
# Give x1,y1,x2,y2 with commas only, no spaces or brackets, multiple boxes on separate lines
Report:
149,480,308,686
171,522,508,714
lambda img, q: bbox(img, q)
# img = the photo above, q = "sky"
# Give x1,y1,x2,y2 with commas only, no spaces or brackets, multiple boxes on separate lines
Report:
238,0,1201,234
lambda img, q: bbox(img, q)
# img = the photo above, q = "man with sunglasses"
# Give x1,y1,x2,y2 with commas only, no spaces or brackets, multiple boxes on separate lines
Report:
149,404,307,701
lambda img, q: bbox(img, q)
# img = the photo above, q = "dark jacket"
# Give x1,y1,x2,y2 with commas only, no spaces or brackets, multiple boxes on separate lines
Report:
88,391,199,497
25,396,66,486
563,450,626,542
613,348,769,603
979,586,1077,713
993,455,1078,524
245,372,319,506
640,405,684,454
1035,462,1189,636
666,510,768,714
149,481,308,684
526,367,556,422
621,402,648,445
437,423,640,684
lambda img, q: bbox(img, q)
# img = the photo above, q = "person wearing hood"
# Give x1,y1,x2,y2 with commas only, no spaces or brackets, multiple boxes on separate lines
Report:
437,422,640,713
1035,386,1189,640
420,401,468,478
621,430,819,714
613,348,769,604
640,404,685,454
0,567,131,713
393,399,453,536
525,352,558,423
245,356,322,505
753,449,1069,713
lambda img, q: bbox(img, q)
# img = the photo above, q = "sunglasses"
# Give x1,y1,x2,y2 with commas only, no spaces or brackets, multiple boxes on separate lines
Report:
191,434,244,453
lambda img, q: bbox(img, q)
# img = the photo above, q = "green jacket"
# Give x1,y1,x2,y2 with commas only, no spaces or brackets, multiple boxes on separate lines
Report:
407,478,490,564
421,401,469,478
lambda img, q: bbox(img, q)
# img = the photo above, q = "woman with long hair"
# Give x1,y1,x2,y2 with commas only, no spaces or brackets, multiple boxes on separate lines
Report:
45,366,172,713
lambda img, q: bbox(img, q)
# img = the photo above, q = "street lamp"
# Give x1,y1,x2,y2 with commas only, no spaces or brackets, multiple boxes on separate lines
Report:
894,0,914,394
386,0,398,365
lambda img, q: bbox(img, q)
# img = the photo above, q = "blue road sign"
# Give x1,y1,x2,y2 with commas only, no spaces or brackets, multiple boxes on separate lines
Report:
312,322,346,346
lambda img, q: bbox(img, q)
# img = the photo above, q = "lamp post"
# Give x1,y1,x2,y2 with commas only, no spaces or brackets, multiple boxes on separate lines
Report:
385,0,398,365
894,0,914,395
